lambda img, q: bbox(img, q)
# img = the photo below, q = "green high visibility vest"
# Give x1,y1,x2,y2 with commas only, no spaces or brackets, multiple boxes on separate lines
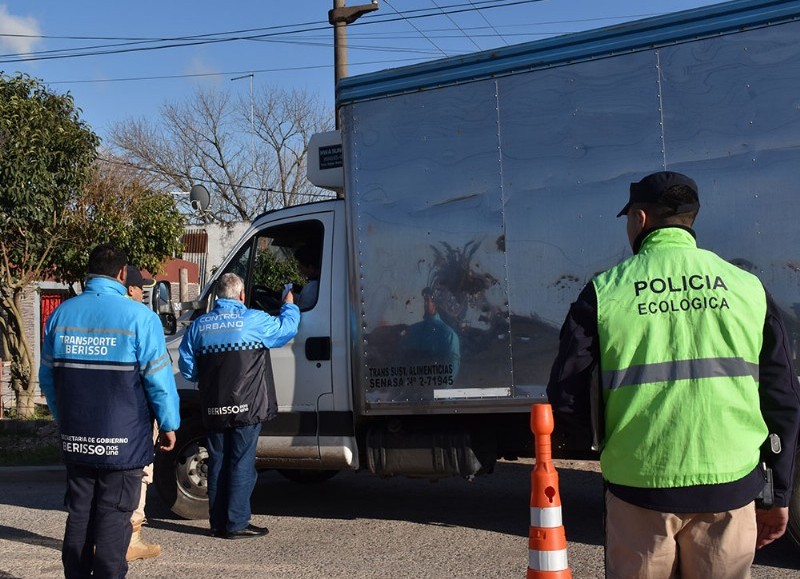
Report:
593,227,768,488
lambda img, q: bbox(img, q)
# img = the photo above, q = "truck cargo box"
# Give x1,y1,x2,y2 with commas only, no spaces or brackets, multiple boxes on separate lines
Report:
333,0,800,414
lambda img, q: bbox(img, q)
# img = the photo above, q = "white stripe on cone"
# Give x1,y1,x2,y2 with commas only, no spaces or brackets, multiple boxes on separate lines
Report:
530,506,563,528
528,548,569,572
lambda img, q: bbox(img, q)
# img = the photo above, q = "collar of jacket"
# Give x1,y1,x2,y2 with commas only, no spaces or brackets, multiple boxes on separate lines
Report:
213,298,246,311
84,274,127,296
633,225,696,255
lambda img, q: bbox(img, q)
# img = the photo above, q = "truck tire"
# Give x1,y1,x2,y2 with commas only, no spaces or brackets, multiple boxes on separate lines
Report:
788,446,800,546
154,418,209,520
277,469,338,484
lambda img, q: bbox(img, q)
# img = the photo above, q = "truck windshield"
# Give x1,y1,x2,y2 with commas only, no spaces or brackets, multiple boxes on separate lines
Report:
218,219,324,315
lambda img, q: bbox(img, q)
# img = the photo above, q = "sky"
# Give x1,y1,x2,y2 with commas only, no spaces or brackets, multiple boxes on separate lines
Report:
0,0,724,144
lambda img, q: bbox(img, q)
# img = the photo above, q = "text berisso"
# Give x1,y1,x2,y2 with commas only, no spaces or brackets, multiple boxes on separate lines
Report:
59,335,117,355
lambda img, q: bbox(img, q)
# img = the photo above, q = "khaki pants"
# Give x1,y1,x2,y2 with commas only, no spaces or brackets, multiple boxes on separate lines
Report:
605,490,756,579
131,423,158,527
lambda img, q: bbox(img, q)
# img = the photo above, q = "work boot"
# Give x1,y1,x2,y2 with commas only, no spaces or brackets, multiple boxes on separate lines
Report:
126,524,161,562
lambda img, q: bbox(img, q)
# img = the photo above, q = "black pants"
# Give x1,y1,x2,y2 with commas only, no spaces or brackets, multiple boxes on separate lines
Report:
63,465,143,579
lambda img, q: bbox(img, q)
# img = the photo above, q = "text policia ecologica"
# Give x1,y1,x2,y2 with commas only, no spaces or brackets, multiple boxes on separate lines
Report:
634,274,730,315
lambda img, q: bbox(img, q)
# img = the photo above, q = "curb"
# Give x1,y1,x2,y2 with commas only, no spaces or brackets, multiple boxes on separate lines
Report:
0,464,65,481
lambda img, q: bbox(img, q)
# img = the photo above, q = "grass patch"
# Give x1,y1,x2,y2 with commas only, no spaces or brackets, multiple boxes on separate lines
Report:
0,435,62,466
0,418,62,466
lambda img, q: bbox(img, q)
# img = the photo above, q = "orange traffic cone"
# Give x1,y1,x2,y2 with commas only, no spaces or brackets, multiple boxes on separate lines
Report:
527,403,571,578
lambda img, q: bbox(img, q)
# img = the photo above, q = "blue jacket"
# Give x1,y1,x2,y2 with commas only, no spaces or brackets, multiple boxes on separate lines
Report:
178,299,299,429
39,275,181,470
400,313,461,381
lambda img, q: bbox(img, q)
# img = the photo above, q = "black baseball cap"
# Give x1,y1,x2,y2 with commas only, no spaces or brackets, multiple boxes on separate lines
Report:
617,171,699,217
125,265,155,289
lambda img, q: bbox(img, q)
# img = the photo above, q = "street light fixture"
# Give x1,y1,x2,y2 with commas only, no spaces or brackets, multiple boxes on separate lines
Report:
329,1,380,128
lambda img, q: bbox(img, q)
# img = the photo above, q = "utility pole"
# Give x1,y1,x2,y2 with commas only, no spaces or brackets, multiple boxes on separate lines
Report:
329,0,379,128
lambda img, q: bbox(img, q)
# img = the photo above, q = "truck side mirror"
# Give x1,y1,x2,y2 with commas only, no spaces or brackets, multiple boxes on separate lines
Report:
155,281,178,335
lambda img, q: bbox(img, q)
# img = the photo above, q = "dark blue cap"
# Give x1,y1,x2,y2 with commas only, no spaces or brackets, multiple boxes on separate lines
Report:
617,171,699,217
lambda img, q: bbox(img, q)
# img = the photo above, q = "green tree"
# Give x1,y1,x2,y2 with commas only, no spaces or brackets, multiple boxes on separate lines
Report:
0,73,99,417
55,160,186,287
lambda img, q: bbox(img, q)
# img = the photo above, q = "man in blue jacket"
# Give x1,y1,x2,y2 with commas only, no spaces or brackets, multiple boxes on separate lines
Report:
179,272,299,539
40,244,181,579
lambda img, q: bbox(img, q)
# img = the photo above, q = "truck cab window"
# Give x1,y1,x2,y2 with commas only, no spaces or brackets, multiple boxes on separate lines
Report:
224,243,252,282
204,242,254,312
246,220,324,315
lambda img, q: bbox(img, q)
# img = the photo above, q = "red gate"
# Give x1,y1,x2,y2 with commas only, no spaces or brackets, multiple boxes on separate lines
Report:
40,292,67,343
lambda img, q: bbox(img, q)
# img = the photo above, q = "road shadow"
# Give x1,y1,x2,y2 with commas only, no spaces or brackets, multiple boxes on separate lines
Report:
149,459,539,535
249,460,534,537
0,475,65,512
248,461,602,541
144,517,213,537
0,525,61,551
147,460,799,571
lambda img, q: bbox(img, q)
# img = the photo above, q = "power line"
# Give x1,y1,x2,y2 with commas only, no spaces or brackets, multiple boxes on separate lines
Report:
0,1,535,44
467,0,509,46
96,155,336,200
431,0,483,51
384,0,449,57
1,2,664,86
44,58,423,86
0,0,551,64
0,2,659,66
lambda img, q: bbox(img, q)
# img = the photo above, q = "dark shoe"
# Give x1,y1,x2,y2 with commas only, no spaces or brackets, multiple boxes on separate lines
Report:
210,529,227,538
226,524,269,539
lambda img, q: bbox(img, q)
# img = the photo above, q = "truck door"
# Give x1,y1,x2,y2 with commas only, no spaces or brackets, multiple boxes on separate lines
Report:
235,213,334,460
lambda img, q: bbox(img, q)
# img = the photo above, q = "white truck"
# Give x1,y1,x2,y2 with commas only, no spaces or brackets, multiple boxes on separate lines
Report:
153,0,800,542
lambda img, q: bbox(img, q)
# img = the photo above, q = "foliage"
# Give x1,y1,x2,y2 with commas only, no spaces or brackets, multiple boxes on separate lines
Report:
111,85,335,224
55,160,186,285
0,73,99,416
252,249,305,292
0,73,100,279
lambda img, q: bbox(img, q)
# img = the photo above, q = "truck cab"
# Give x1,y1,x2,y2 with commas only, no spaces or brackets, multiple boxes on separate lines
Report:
156,200,357,518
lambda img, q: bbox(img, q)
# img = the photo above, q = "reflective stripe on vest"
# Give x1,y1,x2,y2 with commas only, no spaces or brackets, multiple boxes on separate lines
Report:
602,357,759,390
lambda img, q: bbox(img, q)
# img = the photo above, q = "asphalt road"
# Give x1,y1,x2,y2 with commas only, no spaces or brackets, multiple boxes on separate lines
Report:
1,460,798,579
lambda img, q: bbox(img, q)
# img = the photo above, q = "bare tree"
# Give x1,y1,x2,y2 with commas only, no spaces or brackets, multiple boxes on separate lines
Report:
111,85,335,224
249,87,332,208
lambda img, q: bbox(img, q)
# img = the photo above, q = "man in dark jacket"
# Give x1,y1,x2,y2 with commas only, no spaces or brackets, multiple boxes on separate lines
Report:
178,272,299,539
547,172,800,577
40,244,180,579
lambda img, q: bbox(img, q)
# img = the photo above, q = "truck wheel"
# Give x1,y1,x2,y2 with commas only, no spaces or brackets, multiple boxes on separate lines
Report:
789,446,800,545
154,418,209,520
277,469,338,484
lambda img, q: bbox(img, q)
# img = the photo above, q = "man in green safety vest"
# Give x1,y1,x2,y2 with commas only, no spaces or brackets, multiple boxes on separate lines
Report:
547,171,800,578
